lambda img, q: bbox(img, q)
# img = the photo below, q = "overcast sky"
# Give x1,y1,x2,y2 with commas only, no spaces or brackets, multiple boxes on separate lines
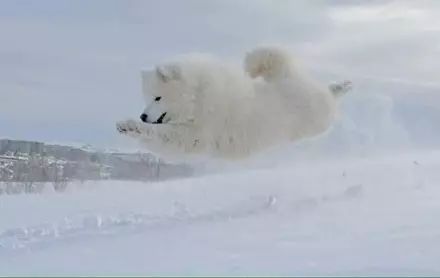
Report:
0,0,439,149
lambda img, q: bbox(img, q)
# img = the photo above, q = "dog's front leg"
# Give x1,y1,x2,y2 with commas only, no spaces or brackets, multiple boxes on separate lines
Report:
116,119,153,139
116,119,185,152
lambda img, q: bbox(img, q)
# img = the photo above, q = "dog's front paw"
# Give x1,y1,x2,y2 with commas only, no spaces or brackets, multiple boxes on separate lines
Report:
116,119,142,135
116,119,155,140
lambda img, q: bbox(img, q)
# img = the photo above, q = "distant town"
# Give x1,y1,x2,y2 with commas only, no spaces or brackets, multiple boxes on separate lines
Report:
0,139,192,194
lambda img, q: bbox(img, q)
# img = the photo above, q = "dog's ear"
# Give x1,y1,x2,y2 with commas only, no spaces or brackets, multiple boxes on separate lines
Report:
156,65,181,82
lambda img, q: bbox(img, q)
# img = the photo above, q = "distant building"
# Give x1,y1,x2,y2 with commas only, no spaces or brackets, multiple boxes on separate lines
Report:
0,139,44,155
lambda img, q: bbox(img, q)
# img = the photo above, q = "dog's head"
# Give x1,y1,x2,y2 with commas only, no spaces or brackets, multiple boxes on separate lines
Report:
140,63,198,126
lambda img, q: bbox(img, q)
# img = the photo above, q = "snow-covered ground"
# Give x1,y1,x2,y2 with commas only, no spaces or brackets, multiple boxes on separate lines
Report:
1,150,440,276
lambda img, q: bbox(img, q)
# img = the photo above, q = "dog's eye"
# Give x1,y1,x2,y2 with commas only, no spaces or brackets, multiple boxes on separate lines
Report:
154,96,162,102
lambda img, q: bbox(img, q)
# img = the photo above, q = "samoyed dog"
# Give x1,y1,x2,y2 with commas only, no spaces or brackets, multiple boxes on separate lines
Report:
117,46,351,159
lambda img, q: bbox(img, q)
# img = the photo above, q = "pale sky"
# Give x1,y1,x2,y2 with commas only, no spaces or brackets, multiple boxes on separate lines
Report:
1,0,439,148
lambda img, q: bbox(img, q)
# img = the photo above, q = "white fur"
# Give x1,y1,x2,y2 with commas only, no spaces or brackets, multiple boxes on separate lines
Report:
117,46,349,159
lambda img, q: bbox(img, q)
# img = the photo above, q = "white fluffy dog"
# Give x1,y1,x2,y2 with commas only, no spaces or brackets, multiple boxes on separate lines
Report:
117,46,351,159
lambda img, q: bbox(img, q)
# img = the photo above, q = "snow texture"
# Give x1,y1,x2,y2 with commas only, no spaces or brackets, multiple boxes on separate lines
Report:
1,150,440,276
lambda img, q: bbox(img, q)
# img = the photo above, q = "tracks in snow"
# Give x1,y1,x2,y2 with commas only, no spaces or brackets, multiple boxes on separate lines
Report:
0,181,364,255
0,195,277,253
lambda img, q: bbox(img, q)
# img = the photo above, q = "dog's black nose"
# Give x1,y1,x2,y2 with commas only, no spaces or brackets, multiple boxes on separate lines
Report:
140,113,148,123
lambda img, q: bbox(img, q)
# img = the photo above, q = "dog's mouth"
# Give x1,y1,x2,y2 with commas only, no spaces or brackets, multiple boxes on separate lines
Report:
153,112,167,124
140,112,169,124
140,112,195,126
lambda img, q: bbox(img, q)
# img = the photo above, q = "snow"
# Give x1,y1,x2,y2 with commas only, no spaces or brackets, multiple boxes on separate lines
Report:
1,150,440,275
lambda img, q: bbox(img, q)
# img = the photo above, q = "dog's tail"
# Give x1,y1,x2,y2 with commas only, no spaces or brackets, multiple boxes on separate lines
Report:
244,46,295,82
328,80,352,98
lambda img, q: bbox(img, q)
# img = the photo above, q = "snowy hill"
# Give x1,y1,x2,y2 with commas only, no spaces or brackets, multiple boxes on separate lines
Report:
0,139,192,188
1,150,440,275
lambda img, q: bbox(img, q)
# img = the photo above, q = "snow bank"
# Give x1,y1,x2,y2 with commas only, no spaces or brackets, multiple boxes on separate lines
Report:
1,150,440,275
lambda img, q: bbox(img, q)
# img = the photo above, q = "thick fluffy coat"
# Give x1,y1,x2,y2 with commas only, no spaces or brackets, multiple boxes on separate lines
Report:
117,46,350,159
